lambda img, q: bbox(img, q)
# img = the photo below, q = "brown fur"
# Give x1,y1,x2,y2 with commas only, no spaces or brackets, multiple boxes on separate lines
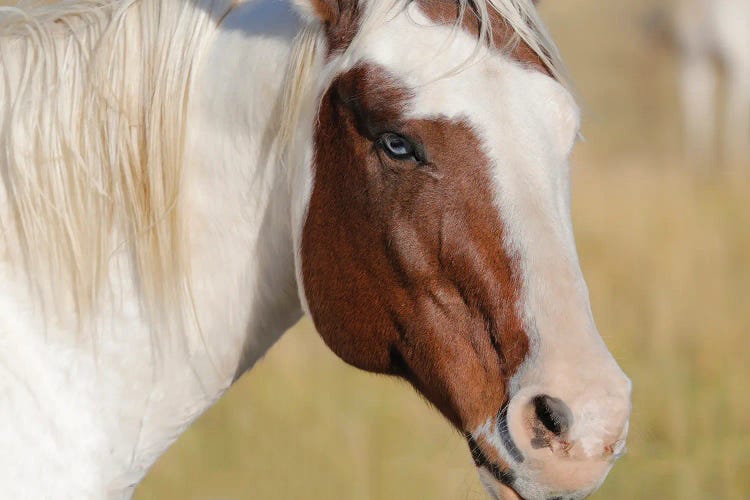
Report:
301,63,528,430
300,0,555,483
305,0,361,53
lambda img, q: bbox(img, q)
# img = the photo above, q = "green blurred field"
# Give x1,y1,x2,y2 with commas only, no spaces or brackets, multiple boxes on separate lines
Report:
137,0,750,499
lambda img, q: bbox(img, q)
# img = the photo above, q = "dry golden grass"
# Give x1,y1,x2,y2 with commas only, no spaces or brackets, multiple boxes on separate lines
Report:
132,0,747,498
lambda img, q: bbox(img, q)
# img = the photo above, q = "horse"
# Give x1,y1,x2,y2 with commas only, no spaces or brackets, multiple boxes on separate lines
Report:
0,0,632,498
672,0,750,168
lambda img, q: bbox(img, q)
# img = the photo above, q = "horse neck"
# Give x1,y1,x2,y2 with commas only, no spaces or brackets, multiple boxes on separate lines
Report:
183,0,309,375
0,2,308,497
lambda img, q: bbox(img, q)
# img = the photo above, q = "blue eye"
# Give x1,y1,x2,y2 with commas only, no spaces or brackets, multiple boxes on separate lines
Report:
379,132,417,160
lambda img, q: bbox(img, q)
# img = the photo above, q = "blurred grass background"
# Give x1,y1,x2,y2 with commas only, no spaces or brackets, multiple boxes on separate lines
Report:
137,0,750,498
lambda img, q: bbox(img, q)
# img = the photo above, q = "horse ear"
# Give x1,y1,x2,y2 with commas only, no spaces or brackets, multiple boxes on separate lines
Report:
292,0,340,25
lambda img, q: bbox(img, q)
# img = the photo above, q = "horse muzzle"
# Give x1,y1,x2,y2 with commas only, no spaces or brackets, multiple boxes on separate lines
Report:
468,382,631,500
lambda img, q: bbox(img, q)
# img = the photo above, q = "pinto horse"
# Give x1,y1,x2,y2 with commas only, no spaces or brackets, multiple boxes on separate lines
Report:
0,0,631,498
673,0,750,168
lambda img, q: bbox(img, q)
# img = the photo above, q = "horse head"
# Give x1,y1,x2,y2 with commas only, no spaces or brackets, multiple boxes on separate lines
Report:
291,1,632,498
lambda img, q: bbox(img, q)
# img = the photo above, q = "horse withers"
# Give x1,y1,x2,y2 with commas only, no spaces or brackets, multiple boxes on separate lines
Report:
0,1,631,498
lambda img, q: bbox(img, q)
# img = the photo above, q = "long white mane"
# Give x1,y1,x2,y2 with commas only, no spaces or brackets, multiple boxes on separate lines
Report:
0,0,230,321
0,0,565,326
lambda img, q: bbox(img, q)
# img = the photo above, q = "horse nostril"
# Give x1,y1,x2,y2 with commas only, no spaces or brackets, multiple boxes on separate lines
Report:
533,395,573,436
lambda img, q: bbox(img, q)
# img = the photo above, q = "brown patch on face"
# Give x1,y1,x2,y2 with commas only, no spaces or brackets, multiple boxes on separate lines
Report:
300,63,529,431
415,0,551,76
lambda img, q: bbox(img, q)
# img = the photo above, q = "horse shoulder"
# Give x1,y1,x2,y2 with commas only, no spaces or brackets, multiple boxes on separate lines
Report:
0,285,111,497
